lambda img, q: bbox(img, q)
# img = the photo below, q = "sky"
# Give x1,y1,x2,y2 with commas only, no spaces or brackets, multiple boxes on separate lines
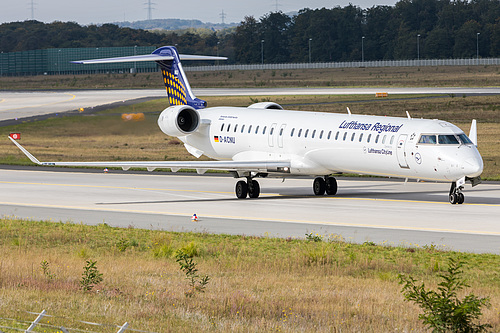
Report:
0,0,398,25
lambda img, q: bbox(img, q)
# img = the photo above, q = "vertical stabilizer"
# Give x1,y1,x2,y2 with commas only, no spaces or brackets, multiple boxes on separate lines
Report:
469,119,478,146
153,46,207,109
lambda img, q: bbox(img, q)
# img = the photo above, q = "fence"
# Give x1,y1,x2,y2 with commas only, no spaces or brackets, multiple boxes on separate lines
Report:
0,310,155,333
184,57,500,72
1,45,500,76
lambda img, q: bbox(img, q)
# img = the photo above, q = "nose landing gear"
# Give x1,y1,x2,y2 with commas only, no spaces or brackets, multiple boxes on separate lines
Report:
449,181,465,204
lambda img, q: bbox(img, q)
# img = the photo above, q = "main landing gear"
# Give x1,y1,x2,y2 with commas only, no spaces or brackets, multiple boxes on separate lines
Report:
234,175,338,199
235,177,261,199
313,176,338,196
449,181,465,204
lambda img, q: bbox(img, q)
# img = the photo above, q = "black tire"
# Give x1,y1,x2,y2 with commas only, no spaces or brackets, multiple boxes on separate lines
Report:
325,177,338,195
313,177,326,196
449,193,457,204
458,193,465,204
235,180,248,199
248,180,260,198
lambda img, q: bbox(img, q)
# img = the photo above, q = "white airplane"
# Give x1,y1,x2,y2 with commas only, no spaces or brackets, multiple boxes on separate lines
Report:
9,46,483,204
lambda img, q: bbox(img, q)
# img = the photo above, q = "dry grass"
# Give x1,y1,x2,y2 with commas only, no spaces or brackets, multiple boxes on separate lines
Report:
1,218,499,332
1,94,499,179
1,65,500,90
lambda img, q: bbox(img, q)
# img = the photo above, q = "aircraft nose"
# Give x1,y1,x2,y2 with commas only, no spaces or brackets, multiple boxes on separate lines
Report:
463,157,483,177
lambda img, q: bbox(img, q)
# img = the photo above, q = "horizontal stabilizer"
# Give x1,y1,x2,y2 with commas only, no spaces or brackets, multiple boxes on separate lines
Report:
71,54,227,64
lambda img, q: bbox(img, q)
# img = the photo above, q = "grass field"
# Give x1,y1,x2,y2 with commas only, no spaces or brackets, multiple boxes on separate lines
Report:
1,65,500,90
0,217,499,332
1,94,499,179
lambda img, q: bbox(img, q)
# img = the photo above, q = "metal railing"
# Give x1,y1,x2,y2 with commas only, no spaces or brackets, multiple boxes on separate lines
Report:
184,58,500,72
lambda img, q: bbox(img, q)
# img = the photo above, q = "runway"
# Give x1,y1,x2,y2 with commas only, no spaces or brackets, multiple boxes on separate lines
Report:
2,87,500,122
1,167,499,254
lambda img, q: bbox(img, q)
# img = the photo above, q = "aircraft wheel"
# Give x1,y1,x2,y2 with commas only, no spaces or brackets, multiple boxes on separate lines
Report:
313,177,326,196
325,177,338,195
235,180,248,199
457,193,465,204
449,193,458,204
248,180,260,198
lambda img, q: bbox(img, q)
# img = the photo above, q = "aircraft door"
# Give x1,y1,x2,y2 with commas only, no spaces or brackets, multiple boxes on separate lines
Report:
268,123,277,147
278,124,286,148
397,134,409,168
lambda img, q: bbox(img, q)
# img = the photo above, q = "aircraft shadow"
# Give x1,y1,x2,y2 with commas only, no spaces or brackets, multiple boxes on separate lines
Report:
95,187,499,206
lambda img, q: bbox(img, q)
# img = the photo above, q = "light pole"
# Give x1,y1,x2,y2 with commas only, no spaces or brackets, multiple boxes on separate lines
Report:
308,38,312,63
476,32,480,61
362,36,365,63
217,41,220,66
261,39,264,65
417,34,420,61
134,45,137,73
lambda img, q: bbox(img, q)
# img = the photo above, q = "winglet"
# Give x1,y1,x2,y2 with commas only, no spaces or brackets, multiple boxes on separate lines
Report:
8,136,42,165
469,119,478,146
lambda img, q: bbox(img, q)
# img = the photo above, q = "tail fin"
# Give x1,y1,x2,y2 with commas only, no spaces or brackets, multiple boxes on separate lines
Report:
153,46,207,109
71,46,226,110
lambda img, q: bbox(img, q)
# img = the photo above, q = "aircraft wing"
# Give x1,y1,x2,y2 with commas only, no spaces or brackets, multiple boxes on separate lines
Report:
9,137,290,174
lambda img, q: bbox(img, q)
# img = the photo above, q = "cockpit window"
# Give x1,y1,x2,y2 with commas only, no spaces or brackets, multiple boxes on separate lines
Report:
438,135,459,145
418,135,437,144
458,133,473,145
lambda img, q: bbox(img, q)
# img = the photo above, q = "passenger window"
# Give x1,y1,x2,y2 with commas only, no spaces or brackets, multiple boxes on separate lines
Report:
375,134,379,143
382,135,386,144
390,135,394,145
298,129,302,137
359,133,363,142
227,124,231,132
248,125,252,133
305,129,309,138
351,133,355,141
255,125,259,134
221,123,224,131
270,127,274,135
438,135,459,145
291,128,295,137
320,130,324,139
418,135,437,144
263,126,267,135
312,130,316,138
327,131,332,140
367,134,371,143
343,132,347,141
335,131,339,140
279,128,283,136
241,125,245,133
234,124,238,132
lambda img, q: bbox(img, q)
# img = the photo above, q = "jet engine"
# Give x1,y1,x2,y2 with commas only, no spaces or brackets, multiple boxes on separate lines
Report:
158,105,200,137
247,102,283,110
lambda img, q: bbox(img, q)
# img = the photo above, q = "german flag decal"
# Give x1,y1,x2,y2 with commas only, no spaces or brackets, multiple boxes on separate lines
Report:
214,136,219,142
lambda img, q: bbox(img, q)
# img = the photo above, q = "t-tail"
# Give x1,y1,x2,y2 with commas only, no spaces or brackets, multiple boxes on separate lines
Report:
71,46,226,110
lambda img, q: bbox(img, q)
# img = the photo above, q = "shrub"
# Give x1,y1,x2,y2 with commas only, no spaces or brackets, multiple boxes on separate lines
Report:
398,258,491,332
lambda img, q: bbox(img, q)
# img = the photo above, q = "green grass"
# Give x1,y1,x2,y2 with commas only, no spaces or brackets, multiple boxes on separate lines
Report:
0,217,499,332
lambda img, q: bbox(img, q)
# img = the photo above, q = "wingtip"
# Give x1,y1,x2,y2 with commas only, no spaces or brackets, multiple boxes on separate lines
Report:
8,136,42,165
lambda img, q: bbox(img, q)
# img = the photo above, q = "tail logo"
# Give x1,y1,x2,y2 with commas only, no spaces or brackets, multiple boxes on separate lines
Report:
162,69,187,106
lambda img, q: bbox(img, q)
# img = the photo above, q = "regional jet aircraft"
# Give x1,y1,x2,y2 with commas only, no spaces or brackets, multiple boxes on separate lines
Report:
9,46,483,204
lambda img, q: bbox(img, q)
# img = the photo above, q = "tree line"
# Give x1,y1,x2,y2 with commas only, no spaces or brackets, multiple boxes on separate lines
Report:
1,0,500,64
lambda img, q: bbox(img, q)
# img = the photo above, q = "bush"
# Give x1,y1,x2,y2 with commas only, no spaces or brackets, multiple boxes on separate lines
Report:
398,258,491,332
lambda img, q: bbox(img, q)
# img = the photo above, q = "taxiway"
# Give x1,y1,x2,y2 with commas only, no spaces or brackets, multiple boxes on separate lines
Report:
1,167,499,254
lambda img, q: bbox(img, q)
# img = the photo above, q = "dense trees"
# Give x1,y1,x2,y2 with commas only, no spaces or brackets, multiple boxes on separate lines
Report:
1,0,500,64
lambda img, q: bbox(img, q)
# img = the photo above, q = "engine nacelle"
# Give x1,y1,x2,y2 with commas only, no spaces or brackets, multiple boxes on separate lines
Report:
158,105,200,137
247,102,283,110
